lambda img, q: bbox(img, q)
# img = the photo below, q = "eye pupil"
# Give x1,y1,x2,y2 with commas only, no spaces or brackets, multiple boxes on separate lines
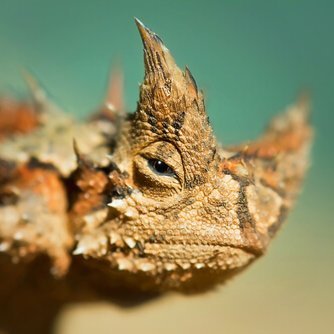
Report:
154,160,167,173
148,159,175,176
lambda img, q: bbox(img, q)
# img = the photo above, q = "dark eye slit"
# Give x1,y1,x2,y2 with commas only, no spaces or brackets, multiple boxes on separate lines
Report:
147,158,176,177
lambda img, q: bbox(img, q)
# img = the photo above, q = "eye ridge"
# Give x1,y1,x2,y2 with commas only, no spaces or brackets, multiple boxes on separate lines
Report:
148,158,176,177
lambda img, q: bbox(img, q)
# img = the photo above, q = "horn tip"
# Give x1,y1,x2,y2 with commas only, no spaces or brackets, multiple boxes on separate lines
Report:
134,17,144,29
134,17,149,40
134,18,165,48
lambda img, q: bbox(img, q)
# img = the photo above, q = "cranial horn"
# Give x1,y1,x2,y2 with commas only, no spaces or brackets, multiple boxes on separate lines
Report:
135,18,184,87
132,19,217,186
21,70,62,115
104,64,124,114
135,18,201,103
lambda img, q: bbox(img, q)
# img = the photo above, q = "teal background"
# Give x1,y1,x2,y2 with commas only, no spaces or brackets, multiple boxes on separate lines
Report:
0,1,333,333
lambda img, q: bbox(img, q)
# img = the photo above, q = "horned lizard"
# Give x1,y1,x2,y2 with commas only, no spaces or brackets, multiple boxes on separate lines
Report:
0,19,312,295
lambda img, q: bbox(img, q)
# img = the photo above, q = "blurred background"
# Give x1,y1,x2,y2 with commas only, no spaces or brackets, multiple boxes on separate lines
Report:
0,0,333,333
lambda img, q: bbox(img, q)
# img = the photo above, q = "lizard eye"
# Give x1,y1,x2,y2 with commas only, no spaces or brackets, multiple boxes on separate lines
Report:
148,159,176,177
133,141,184,196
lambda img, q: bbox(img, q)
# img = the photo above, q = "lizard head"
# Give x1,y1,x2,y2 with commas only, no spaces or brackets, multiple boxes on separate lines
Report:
73,19,311,292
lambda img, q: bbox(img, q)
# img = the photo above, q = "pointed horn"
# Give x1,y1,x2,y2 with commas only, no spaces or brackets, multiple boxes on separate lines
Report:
184,66,198,97
104,63,124,113
296,90,311,117
131,20,217,186
21,70,61,115
21,70,48,107
90,63,125,124
135,18,184,88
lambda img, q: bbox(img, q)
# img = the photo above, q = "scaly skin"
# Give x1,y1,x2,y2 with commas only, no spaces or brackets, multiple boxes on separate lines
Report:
0,19,312,294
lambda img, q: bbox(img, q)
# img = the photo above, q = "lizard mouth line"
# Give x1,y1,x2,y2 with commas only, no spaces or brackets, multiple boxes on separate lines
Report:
144,240,260,257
